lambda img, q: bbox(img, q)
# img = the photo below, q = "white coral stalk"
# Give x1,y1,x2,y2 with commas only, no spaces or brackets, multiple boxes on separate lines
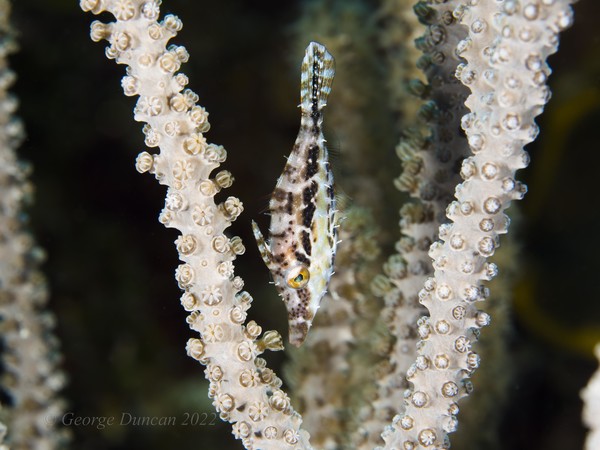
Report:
382,0,575,448
364,0,471,447
0,1,68,448
582,344,600,450
80,1,310,448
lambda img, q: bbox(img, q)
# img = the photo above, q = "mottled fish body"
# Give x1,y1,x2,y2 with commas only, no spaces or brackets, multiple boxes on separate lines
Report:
252,42,337,347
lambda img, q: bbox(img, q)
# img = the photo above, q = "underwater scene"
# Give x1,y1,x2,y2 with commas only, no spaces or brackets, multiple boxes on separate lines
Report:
0,0,599,449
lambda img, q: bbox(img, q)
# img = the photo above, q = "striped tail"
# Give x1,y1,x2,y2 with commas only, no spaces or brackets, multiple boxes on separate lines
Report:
300,42,335,114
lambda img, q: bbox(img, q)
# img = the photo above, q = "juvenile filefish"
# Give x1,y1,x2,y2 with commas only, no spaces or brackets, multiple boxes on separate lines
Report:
252,42,337,347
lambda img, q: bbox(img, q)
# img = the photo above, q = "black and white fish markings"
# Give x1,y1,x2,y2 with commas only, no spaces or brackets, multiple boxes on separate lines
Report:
252,42,337,347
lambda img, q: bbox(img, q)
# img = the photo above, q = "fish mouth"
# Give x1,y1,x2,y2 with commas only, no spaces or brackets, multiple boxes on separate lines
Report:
288,320,310,347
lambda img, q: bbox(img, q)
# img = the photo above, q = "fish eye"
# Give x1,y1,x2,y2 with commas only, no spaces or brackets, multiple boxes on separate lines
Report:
286,265,310,289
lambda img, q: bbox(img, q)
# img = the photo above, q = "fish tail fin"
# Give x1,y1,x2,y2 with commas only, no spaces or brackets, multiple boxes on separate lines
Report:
300,42,335,114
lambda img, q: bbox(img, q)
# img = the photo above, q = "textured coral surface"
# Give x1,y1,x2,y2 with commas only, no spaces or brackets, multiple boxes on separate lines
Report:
1,0,599,449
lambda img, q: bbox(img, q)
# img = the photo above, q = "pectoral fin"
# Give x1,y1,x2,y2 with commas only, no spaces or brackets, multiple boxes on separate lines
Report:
251,220,275,271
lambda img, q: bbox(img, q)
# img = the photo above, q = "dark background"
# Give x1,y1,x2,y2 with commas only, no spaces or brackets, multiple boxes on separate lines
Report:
6,0,600,449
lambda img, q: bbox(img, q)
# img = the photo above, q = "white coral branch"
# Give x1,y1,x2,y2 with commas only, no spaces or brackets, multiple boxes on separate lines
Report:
582,344,600,450
80,1,311,448
381,0,575,448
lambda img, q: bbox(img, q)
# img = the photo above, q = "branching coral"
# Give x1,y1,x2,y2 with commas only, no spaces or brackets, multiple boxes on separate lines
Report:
0,1,68,448
80,0,311,448
365,2,472,447
582,344,600,450
76,1,582,450
382,1,575,448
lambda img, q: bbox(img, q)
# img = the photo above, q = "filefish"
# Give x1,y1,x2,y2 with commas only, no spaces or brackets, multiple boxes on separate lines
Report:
252,42,337,347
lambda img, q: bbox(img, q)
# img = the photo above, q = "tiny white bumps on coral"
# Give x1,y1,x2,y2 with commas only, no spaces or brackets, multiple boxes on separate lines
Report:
82,1,308,448
582,345,600,450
